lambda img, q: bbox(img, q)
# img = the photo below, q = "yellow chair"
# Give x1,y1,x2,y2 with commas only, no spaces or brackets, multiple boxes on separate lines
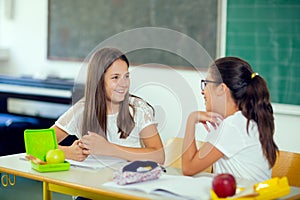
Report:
164,137,212,173
272,150,300,187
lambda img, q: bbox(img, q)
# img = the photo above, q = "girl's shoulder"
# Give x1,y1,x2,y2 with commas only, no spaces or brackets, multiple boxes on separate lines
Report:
222,111,257,135
129,95,149,106
224,111,245,123
72,98,85,110
129,95,154,113
129,95,155,123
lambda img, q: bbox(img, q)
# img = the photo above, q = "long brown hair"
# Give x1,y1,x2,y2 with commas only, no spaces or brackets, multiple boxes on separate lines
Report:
81,48,135,139
210,57,278,168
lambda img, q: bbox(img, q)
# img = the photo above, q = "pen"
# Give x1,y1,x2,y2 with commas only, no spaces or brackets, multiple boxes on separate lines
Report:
19,157,28,161
160,166,167,173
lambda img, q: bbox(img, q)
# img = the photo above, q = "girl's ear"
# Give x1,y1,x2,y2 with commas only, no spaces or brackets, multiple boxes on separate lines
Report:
215,83,228,96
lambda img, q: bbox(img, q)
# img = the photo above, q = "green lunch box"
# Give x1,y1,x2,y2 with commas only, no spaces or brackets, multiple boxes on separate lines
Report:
24,128,70,172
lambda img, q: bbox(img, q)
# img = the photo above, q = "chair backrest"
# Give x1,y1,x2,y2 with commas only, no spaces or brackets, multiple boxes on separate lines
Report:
272,150,300,187
164,137,212,173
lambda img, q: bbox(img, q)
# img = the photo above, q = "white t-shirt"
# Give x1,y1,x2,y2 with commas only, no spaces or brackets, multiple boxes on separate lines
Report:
55,96,157,148
206,111,271,183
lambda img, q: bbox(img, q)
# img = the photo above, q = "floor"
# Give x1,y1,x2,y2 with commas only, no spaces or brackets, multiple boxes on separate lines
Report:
0,175,72,200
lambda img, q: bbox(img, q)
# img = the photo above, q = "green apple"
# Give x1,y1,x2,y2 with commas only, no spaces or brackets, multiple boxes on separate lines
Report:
46,149,65,164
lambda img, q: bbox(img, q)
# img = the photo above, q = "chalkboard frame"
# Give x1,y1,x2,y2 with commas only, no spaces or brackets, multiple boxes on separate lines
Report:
46,0,220,68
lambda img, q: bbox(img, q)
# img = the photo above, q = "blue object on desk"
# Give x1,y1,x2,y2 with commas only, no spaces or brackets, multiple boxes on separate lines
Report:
0,113,40,156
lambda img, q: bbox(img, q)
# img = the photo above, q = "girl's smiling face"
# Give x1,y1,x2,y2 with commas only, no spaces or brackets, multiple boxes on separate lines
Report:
104,59,130,108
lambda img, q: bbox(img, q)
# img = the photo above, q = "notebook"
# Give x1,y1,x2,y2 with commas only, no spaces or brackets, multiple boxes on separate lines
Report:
103,174,213,200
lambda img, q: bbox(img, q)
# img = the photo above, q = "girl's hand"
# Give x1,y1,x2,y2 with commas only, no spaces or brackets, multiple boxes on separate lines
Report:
59,140,87,161
188,111,223,132
80,131,113,156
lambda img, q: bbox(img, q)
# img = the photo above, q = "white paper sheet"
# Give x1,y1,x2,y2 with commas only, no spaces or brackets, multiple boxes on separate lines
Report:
103,174,213,200
67,155,127,169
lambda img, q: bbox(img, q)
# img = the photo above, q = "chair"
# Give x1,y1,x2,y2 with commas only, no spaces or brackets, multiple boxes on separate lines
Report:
272,150,300,187
164,137,212,173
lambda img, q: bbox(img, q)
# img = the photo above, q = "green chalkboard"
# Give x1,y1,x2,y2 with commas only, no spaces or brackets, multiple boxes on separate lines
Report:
47,0,218,67
226,0,300,105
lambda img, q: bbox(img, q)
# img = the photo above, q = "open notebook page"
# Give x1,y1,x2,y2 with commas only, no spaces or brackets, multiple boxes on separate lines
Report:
103,174,213,200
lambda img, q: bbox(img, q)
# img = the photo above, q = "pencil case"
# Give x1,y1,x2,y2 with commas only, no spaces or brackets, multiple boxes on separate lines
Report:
112,160,165,185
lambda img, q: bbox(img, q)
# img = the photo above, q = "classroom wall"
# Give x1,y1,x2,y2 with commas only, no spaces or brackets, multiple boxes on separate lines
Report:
0,0,299,153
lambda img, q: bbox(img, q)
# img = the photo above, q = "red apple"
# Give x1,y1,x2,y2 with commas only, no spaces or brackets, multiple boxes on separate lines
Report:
212,173,236,198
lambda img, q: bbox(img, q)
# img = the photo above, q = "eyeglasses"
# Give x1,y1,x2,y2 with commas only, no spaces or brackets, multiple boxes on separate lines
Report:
200,79,222,90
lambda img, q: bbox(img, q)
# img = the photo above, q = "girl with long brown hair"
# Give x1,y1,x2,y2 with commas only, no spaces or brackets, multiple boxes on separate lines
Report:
52,48,165,164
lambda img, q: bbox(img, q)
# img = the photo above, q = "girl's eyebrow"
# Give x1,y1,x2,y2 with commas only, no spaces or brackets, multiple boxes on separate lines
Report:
109,72,129,77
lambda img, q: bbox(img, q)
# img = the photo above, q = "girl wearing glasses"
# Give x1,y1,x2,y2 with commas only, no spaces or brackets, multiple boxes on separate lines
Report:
52,48,165,165
182,57,278,182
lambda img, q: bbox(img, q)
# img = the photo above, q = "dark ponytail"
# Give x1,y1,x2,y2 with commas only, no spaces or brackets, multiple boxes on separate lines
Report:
241,75,278,168
211,57,278,168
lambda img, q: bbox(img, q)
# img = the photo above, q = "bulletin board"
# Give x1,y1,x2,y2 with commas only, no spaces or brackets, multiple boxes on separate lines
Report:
47,0,218,67
226,0,300,105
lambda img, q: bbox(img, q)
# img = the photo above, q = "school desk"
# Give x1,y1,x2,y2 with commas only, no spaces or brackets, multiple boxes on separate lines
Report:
1,153,300,200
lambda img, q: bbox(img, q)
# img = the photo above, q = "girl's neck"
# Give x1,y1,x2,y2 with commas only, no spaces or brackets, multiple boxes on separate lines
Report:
222,93,239,118
106,102,120,114
225,107,239,118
